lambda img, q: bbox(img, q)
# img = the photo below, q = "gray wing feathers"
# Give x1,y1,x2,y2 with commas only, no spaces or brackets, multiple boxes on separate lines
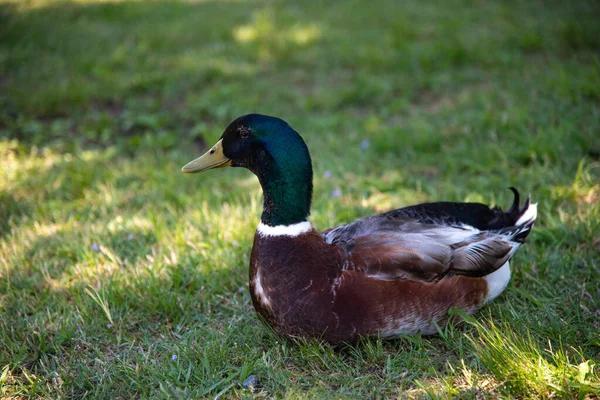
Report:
345,234,452,282
452,238,515,277
330,219,521,282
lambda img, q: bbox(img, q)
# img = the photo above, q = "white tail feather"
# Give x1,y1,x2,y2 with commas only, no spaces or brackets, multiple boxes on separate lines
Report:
515,202,538,226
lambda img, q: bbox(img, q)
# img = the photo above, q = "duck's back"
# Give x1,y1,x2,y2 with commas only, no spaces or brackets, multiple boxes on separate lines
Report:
325,188,534,239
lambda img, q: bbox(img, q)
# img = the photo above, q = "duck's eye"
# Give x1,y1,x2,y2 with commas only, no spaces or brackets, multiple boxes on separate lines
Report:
238,126,253,139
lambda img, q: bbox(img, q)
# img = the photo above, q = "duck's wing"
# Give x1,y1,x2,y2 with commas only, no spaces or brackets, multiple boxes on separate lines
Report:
332,227,526,282
323,189,537,283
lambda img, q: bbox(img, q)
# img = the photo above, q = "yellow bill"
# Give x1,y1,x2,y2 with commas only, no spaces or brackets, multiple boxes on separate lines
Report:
181,139,231,173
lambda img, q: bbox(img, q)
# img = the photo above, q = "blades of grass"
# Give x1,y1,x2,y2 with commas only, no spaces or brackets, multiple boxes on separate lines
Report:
84,284,114,326
466,318,600,398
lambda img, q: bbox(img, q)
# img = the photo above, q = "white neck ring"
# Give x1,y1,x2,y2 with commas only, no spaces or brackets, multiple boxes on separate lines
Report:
257,221,312,237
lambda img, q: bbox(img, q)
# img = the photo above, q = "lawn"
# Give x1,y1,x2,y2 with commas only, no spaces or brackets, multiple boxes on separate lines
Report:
1,0,599,398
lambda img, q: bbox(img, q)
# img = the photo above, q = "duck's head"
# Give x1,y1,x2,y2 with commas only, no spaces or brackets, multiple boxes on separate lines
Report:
182,114,313,227
182,114,310,176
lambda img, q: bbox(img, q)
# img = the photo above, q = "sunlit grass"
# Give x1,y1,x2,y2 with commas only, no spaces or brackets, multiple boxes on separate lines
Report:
234,11,321,46
469,318,600,398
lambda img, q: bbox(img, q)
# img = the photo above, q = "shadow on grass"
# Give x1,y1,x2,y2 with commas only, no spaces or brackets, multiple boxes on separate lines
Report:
0,0,325,145
0,191,30,239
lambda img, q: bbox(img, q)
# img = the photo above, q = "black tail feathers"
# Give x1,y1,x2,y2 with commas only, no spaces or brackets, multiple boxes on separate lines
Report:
506,187,532,220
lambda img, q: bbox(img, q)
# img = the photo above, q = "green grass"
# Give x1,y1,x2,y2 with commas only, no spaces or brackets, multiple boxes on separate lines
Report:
1,0,599,397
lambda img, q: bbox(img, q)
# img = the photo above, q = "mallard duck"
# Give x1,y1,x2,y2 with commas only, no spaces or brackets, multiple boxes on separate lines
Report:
182,114,537,343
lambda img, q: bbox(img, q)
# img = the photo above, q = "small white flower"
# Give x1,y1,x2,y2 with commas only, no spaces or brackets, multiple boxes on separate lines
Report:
170,354,177,362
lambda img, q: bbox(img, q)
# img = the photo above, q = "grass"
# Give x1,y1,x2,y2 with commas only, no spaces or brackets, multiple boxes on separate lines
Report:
1,0,599,397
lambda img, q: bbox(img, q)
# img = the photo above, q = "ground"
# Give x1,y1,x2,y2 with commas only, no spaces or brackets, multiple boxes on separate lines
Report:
0,0,599,398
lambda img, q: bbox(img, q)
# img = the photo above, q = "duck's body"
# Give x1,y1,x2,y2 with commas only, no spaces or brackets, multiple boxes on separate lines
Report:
183,114,537,343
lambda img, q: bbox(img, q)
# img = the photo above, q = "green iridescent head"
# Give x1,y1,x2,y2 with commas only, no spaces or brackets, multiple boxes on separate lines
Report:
182,114,313,226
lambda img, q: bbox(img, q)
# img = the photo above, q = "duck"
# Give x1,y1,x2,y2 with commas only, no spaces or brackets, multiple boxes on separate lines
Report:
182,114,537,343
